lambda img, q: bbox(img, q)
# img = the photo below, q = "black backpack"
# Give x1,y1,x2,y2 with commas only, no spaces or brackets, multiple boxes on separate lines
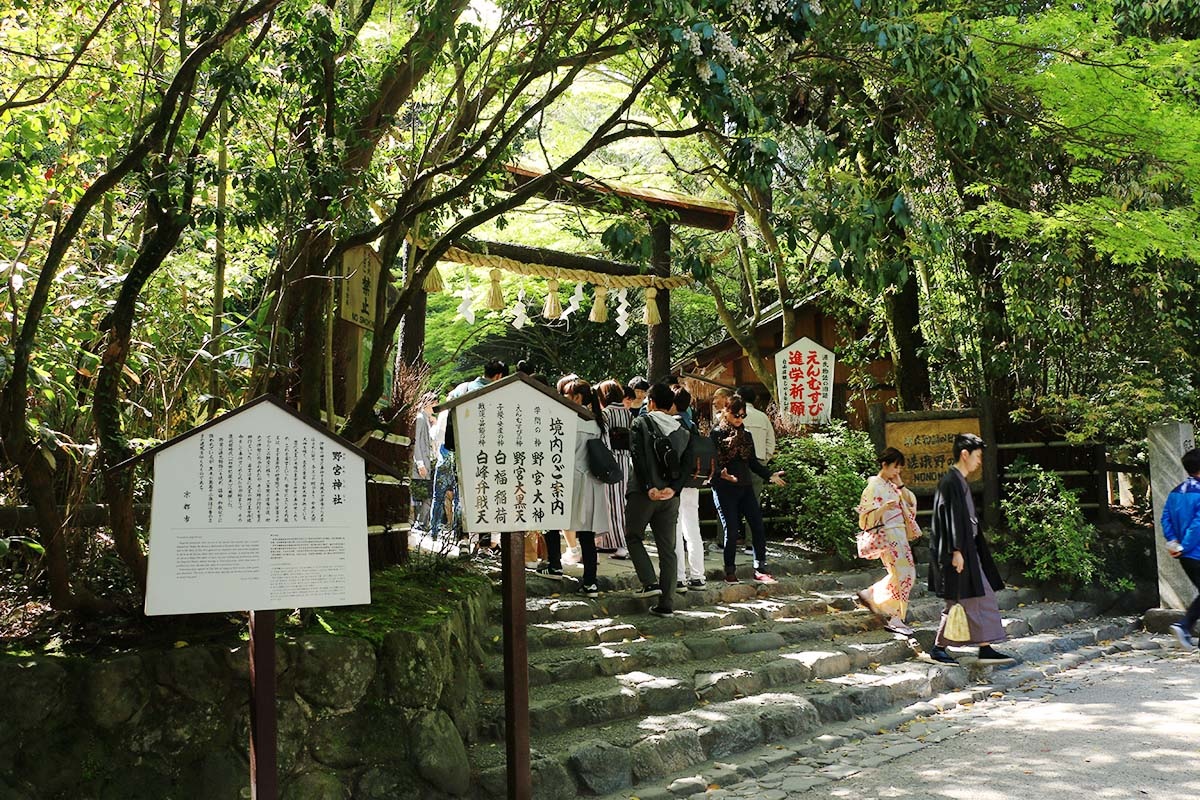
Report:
647,420,689,483
682,431,717,489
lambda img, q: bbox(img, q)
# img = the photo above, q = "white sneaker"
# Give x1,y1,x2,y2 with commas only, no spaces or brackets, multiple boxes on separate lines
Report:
1170,622,1196,649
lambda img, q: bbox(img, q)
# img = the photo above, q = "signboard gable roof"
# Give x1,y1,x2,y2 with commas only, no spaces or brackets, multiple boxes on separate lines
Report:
109,395,403,478
435,373,595,420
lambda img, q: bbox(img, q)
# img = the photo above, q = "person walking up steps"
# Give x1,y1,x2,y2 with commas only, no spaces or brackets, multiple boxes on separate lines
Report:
928,433,1016,666
672,386,706,593
856,448,922,635
1164,448,1200,649
624,382,693,617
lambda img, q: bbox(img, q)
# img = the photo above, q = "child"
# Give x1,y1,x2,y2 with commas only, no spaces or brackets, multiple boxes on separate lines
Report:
1164,448,1200,648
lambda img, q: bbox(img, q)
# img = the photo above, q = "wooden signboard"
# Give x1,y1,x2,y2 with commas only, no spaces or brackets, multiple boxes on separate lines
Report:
885,415,982,489
776,337,835,426
117,396,396,800
448,379,580,533
340,245,381,331
438,374,591,800
143,400,370,615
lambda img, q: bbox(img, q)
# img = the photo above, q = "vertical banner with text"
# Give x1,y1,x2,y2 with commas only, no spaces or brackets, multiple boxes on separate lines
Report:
776,337,835,426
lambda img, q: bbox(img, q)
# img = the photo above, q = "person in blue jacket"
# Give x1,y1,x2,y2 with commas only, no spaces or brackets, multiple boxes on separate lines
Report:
1164,448,1200,648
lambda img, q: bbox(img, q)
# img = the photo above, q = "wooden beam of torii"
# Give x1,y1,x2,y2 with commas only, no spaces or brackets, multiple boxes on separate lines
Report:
399,165,738,381
504,166,737,380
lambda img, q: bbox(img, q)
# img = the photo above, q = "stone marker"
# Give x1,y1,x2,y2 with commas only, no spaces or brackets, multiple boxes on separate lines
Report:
1149,420,1197,610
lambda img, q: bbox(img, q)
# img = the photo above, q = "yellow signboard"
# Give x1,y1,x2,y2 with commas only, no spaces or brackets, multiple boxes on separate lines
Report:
340,246,381,330
884,417,982,489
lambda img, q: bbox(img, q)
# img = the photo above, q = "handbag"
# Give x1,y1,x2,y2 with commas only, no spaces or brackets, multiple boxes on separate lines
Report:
855,522,886,560
607,425,631,451
945,603,971,641
585,438,622,484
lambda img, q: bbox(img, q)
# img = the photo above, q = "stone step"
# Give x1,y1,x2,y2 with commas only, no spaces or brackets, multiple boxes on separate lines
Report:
482,609,887,691
475,598,1101,741
485,579,1040,657
468,614,1136,799
517,560,933,619
623,628,1151,800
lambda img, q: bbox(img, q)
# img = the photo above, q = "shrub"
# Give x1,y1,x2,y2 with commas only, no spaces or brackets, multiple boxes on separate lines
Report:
996,459,1106,587
761,422,877,560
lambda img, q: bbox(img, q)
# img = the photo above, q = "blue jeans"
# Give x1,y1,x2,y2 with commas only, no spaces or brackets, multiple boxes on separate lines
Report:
430,451,461,540
714,483,767,574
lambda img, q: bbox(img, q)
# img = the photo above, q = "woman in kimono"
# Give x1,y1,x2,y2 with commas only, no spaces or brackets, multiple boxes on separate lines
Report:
536,378,610,598
856,448,922,635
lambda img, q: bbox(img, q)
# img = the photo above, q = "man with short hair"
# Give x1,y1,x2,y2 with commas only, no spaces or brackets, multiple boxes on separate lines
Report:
711,387,734,424
1164,448,1200,648
450,359,508,399
624,382,694,617
928,433,1016,666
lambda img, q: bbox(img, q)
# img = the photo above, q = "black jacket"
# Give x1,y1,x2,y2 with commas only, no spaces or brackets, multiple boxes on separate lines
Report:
628,413,693,496
928,468,1004,601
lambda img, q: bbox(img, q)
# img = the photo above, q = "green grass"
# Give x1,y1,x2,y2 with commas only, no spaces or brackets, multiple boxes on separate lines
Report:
294,559,491,647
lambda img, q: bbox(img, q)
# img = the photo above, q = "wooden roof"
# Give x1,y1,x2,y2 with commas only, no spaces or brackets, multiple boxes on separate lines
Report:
506,165,738,232
435,373,595,420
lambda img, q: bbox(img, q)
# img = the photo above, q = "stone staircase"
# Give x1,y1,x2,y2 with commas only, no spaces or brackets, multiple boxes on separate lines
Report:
466,549,1136,800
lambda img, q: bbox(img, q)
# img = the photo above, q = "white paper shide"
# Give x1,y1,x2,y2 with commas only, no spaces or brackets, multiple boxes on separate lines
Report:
144,401,370,615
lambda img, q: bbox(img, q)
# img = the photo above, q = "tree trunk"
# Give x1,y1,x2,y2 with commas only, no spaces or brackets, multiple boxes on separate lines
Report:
884,270,932,410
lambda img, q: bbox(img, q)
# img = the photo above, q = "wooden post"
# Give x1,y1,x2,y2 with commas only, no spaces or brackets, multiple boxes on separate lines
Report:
248,610,278,800
979,396,1001,532
647,220,671,382
1092,443,1111,523
501,530,531,800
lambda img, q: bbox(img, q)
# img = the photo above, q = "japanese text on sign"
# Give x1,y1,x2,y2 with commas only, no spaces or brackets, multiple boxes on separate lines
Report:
775,337,835,426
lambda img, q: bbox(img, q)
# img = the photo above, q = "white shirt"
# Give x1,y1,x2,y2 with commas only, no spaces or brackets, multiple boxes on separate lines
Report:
742,402,776,462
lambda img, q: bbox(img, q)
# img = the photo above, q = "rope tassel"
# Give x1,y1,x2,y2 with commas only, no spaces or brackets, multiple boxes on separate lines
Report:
486,268,505,311
542,279,562,319
643,286,661,325
423,266,445,293
589,285,608,323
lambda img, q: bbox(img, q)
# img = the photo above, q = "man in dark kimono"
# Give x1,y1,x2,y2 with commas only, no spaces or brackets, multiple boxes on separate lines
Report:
928,433,1016,665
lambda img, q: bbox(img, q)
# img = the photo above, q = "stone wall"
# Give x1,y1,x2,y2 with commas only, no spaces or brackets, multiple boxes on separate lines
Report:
0,581,492,800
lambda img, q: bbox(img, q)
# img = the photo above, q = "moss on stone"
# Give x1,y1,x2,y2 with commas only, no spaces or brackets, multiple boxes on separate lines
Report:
297,561,489,647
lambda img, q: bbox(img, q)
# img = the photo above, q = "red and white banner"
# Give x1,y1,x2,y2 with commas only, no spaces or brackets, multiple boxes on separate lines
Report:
776,337,835,426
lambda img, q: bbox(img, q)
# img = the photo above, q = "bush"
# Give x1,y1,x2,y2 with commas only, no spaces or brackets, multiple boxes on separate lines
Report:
761,422,877,560
996,459,1107,587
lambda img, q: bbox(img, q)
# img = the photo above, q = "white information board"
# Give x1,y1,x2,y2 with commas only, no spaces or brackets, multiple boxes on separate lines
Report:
144,400,370,615
452,381,578,533
776,336,835,426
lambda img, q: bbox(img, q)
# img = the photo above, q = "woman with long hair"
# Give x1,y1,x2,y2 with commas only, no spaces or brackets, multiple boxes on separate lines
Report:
536,378,610,597
855,447,922,635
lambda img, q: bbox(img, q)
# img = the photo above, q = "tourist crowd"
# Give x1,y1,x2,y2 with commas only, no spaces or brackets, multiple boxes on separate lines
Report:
412,360,1018,663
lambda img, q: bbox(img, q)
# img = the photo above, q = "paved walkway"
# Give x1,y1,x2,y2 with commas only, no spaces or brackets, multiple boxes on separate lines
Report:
694,636,1200,800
